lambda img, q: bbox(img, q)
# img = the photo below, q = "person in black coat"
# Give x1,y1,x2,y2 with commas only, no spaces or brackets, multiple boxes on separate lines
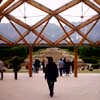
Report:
45,57,58,97
63,58,71,75
10,56,21,80
34,59,40,73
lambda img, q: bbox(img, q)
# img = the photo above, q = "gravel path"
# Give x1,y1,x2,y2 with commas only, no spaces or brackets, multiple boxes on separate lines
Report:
0,72,100,100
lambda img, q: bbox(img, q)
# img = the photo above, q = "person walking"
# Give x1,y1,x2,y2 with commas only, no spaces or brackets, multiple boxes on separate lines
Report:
45,57,58,97
10,56,21,80
0,60,5,80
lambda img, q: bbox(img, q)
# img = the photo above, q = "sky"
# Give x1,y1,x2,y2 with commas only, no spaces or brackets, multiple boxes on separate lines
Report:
0,0,99,25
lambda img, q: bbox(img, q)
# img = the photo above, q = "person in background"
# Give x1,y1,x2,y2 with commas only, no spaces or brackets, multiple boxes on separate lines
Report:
10,56,21,80
63,57,67,74
63,58,71,76
66,59,71,76
45,57,58,97
58,58,64,76
0,60,5,80
34,59,40,73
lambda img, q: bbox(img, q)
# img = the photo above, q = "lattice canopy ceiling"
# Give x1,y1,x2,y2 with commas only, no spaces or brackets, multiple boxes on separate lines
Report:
0,0,100,47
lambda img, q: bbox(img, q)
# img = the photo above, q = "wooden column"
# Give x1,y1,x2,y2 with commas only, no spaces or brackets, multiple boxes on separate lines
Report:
29,46,33,77
74,47,78,78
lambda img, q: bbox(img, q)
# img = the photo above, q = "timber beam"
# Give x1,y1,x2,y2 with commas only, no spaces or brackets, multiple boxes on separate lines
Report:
0,34,13,45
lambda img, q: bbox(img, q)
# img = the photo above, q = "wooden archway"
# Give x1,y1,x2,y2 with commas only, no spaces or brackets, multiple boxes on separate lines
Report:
0,0,100,77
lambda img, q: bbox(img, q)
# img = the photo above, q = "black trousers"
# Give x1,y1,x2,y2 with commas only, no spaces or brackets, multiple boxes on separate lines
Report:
35,67,39,73
14,72,17,80
0,71,3,80
59,68,63,76
47,80,54,95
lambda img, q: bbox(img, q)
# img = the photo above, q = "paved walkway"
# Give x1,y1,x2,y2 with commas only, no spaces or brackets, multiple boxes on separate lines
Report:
0,72,100,100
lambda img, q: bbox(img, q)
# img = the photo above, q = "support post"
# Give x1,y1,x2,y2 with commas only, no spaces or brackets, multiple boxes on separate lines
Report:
74,47,78,78
29,46,33,77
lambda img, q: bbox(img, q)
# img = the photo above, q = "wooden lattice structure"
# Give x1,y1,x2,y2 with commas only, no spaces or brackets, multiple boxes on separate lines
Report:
0,0,100,77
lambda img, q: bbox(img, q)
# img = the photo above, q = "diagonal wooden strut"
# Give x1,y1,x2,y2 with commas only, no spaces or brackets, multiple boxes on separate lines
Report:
55,0,81,14
79,19,99,45
0,0,100,46
5,14,53,46
56,15,94,45
0,0,14,12
0,0,24,20
33,19,50,46
6,14,52,43
83,0,100,14
56,17,74,45
0,34,13,45
55,14,100,45
65,39,72,45
8,19,30,47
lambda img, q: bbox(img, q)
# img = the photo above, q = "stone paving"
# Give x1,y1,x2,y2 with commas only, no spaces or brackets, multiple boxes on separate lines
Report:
0,72,100,100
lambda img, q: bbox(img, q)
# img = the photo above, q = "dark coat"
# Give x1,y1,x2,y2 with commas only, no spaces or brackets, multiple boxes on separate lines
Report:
10,57,21,72
34,59,40,68
63,60,71,74
45,62,58,82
